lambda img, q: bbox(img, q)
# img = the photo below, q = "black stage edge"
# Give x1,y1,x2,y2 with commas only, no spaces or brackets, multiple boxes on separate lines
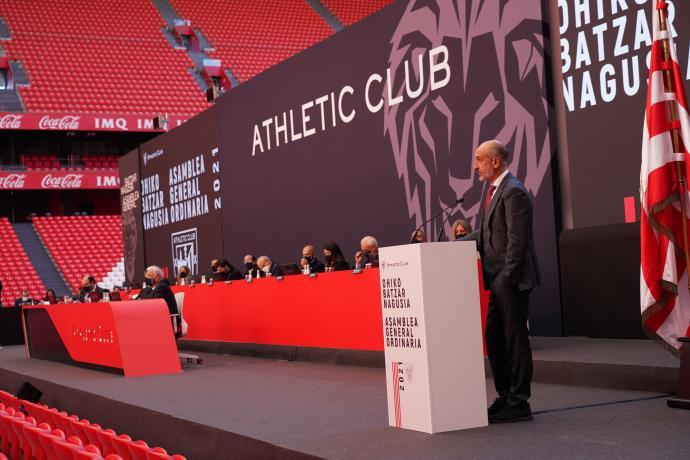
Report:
0,365,319,460
179,340,385,368
559,222,645,339
181,337,679,393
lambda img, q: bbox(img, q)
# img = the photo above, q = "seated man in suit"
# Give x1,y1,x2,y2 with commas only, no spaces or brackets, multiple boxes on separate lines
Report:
76,275,108,302
137,265,178,316
216,259,244,281
243,254,260,278
14,288,37,308
354,235,380,268
299,244,325,273
256,255,283,277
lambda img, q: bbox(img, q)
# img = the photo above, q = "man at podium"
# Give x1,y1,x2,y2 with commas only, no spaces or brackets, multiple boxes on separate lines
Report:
469,140,540,423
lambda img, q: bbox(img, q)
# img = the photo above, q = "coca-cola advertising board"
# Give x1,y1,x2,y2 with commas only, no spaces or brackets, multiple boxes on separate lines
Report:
0,171,120,190
0,112,190,132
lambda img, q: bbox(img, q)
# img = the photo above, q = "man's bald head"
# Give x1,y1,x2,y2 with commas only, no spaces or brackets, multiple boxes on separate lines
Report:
477,140,509,162
475,140,509,183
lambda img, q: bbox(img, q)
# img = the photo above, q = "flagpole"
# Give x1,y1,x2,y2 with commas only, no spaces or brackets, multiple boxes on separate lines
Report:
658,2,690,292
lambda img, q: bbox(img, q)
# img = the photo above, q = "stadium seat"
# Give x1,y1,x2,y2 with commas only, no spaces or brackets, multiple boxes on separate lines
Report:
0,218,45,307
33,215,124,293
0,0,208,115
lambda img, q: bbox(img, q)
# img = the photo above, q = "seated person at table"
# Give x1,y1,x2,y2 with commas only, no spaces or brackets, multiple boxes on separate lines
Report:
210,258,221,274
300,244,325,273
354,235,380,268
215,259,244,281
256,255,283,277
243,254,259,278
176,265,190,285
76,275,108,302
138,265,178,315
14,289,37,308
323,242,350,271
410,229,426,243
43,289,59,304
449,219,472,240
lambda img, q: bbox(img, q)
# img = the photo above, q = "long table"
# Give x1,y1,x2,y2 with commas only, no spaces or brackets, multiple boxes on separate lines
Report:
130,268,489,352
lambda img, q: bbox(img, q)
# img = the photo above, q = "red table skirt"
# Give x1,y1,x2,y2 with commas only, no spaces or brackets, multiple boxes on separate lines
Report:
127,267,490,352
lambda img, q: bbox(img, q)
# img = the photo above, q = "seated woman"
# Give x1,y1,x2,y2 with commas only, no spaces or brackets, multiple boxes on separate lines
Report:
450,219,472,240
323,242,351,272
43,289,59,304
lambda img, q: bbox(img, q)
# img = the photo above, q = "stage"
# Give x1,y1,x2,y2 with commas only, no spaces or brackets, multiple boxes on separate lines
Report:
0,338,688,459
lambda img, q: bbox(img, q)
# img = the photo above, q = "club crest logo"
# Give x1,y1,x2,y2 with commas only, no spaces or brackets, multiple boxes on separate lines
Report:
171,228,198,277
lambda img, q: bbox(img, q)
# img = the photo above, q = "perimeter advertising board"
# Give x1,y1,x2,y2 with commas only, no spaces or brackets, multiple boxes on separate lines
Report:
216,0,562,334
138,107,223,279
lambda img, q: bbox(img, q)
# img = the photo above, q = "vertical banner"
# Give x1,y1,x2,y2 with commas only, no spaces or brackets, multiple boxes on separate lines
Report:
139,106,223,279
216,0,561,334
119,148,146,286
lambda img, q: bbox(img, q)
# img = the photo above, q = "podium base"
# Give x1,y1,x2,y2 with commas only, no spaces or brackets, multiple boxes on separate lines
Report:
667,397,690,410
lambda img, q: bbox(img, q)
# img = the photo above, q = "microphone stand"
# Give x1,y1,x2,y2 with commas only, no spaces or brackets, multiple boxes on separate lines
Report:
435,200,463,242
409,197,464,244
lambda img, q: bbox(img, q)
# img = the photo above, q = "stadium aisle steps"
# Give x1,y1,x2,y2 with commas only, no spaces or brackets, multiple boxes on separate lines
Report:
12,223,72,299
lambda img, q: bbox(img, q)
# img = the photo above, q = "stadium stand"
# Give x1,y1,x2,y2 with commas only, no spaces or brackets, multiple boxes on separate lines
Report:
321,0,394,26
20,153,61,170
32,216,124,293
0,218,45,307
0,389,186,459
169,0,334,82
0,0,208,115
81,155,119,170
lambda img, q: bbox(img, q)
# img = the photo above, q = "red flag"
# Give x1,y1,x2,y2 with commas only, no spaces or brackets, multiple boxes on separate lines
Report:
640,0,690,354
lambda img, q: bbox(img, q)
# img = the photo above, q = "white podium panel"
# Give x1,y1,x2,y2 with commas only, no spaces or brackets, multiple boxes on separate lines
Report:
379,241,487,433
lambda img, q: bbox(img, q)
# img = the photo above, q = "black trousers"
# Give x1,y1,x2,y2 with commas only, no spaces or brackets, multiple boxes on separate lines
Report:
485,281,533,403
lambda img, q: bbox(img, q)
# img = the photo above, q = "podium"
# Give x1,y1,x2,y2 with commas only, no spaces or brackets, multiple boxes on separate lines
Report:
23,300,181,377
379,241,487,433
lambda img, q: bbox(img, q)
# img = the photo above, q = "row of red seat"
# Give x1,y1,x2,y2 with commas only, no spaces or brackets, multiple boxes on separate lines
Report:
0,0,208,115
33,216,123,293
0,389,185,459
0,218,45,307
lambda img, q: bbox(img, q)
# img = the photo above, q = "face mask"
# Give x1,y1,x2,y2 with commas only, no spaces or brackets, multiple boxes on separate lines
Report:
144,278,154,287
303,256,313,263
245,262,254,269
325,255,333,264
261,265,271,274
179,271,188,279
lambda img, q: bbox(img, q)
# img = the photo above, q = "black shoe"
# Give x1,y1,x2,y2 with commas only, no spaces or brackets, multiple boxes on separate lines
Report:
487,397,507,416
488,400,533,423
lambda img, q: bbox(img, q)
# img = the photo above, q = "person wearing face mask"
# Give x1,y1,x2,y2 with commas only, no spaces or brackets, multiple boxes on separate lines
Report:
353,235,379,269
256,255,283,277
14,288,37,308
450,219,472,240
137,265,178,316
176,265,191,285
410,229,426,244
43,289,59,304
323,242,350,271
210,258,222,274
243,254,259,278
76,275,108,302
299,244,325,273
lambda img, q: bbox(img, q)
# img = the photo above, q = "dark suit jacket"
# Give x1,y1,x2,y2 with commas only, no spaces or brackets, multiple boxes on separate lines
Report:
77,285,109,303
256,263,283,278
301,258,325,273
138,282,178,315
469,172,540,291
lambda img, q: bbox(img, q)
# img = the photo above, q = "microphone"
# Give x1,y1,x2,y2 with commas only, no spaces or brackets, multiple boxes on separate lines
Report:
436,198,464,242
409,197,464,244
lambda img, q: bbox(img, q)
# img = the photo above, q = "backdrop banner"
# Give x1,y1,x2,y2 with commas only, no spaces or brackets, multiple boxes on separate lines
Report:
119,148,146,286
215,0,562,334
138,106,222,280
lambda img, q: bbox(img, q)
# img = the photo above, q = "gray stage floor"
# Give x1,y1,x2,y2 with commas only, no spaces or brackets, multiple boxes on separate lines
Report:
0,340,689,459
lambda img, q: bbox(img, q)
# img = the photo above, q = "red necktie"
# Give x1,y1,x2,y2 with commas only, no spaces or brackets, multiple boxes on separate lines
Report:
485,185,496,210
